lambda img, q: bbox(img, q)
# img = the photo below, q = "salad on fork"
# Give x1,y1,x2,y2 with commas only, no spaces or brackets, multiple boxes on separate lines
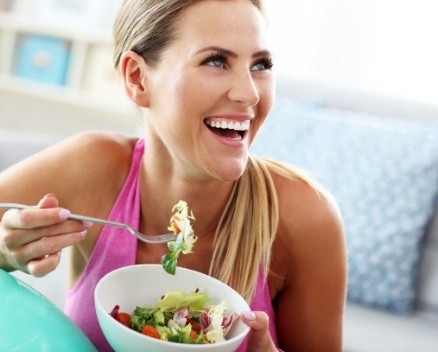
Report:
161,200,197,275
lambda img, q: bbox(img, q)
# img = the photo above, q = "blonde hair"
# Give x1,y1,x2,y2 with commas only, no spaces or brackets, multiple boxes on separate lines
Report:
113,0,265,68
113,0,310,302
210,157,312,301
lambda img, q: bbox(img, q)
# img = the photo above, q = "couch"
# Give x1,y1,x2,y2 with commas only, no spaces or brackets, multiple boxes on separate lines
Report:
1,89,438,351
250,90,438,352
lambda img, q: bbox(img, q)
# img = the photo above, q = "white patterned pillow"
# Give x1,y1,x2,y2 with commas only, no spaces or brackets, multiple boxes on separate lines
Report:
251,96,438,314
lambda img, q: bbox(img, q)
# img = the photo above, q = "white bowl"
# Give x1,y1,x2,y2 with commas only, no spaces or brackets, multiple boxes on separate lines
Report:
94,264,250,352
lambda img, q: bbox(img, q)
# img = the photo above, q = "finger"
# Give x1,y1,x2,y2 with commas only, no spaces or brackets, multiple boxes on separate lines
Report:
27,249,62,278
2,206,71,231
3,218,89,251
15,227,87,276
1,208,73,249
241,311,277,352
37,193,60,209
241,310,269,330
18,225,88,262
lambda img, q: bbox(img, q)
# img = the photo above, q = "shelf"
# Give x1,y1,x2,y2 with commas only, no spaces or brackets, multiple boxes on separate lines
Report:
0,4,135,132
0,73,131,117
0,12,112,44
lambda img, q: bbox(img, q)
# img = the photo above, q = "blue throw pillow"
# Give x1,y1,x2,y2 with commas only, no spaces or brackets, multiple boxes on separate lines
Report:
251,95,438,314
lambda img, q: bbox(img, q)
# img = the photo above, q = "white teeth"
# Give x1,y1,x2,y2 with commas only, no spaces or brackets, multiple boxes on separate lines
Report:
205,119,250,131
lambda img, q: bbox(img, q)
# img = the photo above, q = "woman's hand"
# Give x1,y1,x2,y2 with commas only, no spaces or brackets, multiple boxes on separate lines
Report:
0,194,90,277
241,311,279,352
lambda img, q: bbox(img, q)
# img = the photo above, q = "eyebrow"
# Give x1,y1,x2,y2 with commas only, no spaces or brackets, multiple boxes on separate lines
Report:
195,46,272,58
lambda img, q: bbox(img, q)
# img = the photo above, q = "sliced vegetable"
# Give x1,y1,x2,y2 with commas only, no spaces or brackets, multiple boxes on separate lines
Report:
116,312,131,327
141,325,160,339
200,301,238,343
156,290,208,315
161,200,197,275
109,289,237,345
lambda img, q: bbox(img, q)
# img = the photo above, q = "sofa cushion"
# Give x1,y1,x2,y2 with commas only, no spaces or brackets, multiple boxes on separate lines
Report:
0,130,60,171
251,96,438,314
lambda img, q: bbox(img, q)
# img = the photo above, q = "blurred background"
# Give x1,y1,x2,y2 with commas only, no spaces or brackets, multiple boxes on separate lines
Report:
1,1,438,351
267,0,438,108
0,0,134,136
0,0,437,138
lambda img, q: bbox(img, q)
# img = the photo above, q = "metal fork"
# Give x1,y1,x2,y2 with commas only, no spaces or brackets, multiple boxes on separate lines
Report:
0,203,177,244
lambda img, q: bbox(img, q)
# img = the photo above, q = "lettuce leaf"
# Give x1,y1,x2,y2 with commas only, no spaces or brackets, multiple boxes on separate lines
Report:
161,200,197,275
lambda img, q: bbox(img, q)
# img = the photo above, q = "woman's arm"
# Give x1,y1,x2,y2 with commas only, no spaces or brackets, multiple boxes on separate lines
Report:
0,131,134,276
239,174,347,351
273,177,347,351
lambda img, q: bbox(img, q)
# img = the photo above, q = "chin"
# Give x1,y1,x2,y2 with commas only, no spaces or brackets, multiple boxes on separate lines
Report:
211,158,248,182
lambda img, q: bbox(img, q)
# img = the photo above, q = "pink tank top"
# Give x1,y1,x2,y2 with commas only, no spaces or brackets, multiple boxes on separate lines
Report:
65,139,278,351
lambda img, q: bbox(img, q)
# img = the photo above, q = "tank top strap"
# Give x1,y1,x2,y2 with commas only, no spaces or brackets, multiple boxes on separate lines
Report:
65,139,145,351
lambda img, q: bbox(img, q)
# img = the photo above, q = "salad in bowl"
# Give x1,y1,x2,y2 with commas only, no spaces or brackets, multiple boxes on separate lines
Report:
95,201,250,351
110,289,237,344
95,265,251,352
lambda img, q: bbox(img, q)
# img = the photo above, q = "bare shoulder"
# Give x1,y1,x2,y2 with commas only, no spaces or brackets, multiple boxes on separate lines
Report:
273,169,343,240
0,131,139,211
269,166,347,350
268,166,347,288
53,131,137,173
54,130,135,158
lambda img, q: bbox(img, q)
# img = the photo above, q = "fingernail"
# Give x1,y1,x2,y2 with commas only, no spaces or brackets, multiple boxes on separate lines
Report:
80,229,88,239
242,311,256,321
58,209,71,220
83,221,93,228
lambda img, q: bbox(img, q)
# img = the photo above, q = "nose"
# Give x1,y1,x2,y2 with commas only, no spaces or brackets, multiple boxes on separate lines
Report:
227,70,260,106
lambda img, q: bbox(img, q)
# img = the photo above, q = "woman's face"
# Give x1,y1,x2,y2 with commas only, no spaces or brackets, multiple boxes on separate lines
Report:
144,0,274,182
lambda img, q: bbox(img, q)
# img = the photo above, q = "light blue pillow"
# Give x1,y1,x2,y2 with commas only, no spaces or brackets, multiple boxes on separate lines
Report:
251,96,438,314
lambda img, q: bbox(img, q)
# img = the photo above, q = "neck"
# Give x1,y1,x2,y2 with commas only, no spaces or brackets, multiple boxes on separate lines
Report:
138,159,236,239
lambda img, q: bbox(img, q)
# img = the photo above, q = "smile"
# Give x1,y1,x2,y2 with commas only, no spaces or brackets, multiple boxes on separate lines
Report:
205,118,251,140
204,118,250,131
204,118,250,140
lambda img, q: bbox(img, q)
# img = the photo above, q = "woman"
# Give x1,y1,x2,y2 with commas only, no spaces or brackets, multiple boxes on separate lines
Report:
0,0,347,350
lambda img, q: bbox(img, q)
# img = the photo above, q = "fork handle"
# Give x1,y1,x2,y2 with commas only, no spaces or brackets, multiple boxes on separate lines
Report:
0,203,128,230
66,213,128,230
0,203,31,211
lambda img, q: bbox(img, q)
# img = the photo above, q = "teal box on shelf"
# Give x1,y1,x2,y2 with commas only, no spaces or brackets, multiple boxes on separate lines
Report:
14,34,71,86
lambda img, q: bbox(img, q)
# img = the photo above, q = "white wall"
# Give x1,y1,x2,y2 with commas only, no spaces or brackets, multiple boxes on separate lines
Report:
266,0,438,108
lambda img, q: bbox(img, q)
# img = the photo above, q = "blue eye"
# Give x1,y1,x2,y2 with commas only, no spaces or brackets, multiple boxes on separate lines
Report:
201,53,228,68
251,57,273,71
200,52,273,71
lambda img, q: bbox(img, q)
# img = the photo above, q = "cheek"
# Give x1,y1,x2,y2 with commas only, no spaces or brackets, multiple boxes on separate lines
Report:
149,76,193,136
169,74,203,117
150,66,191,108
164,76,202,141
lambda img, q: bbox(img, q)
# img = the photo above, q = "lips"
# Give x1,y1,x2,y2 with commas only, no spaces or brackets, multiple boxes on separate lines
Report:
204,117,250,140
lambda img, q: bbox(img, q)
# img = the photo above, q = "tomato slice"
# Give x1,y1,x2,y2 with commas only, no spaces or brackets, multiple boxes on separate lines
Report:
116,312,131,327
141,325,160,339
188,318,201,332
190,331,199,340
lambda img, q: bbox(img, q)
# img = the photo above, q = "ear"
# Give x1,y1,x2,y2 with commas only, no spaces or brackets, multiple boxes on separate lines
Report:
119,51,150,107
